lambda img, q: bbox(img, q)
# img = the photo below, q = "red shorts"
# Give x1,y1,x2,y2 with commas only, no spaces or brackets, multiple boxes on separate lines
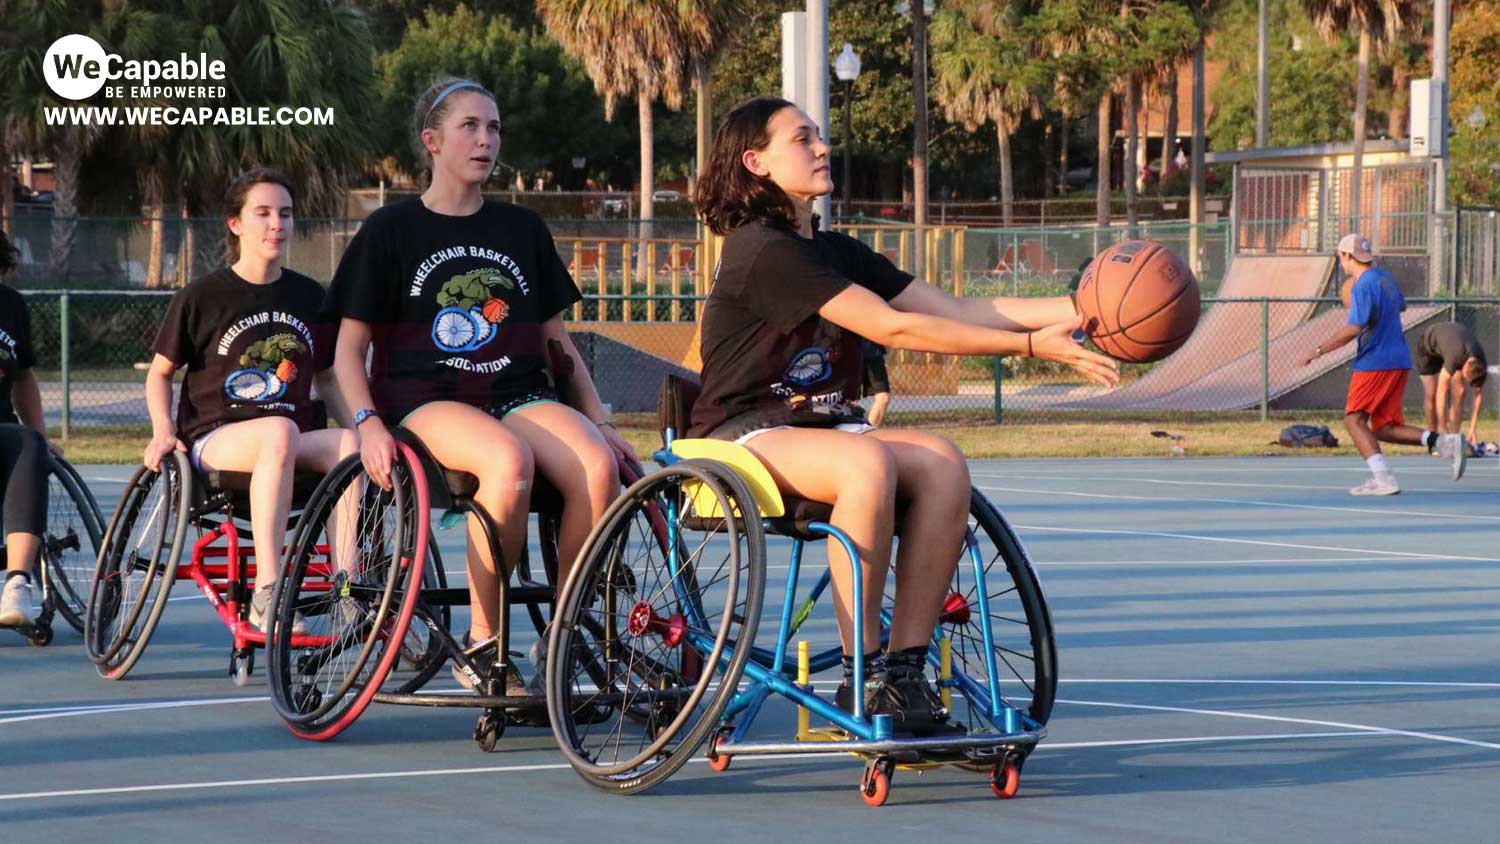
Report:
1346,369,1408,430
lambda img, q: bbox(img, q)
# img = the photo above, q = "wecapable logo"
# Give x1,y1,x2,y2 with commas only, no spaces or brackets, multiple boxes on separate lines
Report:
40,33,333,128
44,34,227,101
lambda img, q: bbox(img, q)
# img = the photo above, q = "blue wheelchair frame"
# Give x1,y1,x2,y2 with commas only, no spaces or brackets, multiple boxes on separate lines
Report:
654,436,1045,762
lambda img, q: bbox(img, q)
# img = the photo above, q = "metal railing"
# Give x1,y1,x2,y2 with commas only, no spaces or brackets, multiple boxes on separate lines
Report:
21,290,1497,439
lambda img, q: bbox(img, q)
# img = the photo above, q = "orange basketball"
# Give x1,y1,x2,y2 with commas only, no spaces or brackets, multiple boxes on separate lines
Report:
1074,240,1201,363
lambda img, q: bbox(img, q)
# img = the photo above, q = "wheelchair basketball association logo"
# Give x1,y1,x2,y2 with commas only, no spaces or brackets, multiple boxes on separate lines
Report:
431,269,514,353
783,346,833,387
223,334,305,403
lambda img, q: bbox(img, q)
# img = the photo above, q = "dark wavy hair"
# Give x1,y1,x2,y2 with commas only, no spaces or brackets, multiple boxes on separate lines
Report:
0,228,16,277
695,96,805,235
224,166,295,263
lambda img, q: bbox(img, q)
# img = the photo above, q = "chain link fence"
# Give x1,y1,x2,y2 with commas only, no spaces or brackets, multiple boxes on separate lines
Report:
20,289,1497,441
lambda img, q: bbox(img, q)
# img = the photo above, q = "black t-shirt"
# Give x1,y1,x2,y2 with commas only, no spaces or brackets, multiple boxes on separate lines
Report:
152,268,329,442
325,199,583,421
688,221,913,438
1416,321,1487,376
0,285,37,426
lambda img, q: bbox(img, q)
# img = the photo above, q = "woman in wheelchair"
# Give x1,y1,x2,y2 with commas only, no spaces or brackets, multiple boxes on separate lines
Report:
143,167,355,633
691,97,1118,734
325,78,637,694
0,229,58,629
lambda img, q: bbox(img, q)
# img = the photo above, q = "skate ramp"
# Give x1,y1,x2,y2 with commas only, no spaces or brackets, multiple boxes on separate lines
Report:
1065,255,1335,410
1123,304,1446,411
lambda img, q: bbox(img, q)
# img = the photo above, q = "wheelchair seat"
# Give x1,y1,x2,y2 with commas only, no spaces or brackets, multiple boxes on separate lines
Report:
658,374,898,541
196,468,324,513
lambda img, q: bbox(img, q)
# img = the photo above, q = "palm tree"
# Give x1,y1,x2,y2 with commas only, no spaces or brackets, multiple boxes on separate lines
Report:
540,0,741,271
0,0,108,281
1301,0,1417,231
931,2,1041,227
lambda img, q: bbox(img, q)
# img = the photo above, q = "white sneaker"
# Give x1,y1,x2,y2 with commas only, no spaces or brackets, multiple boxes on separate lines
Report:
249,582,307,635
1437,433,1467,481
1350,474,1401,496
0,575,38,626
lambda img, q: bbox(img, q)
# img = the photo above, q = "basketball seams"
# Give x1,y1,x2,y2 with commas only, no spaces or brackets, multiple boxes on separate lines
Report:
1079,241,1199,363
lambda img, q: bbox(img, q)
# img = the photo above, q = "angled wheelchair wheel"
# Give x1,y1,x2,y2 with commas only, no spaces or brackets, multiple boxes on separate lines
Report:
40,456,105,633
546,459,765,794
266,445,429,740
84,452,191,679
383,532,451,695
937,489,1057,736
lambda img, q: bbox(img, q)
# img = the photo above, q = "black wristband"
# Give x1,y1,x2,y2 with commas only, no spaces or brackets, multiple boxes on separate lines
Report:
1026,332,1034,357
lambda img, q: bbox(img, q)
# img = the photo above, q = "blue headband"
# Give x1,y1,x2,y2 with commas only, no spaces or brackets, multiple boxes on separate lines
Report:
423,81,485,127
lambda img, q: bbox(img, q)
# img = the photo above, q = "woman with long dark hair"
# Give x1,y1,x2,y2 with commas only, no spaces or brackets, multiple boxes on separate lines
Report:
691,96,1117,733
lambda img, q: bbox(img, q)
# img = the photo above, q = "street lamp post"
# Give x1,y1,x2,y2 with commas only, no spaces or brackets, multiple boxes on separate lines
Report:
835,43,861,220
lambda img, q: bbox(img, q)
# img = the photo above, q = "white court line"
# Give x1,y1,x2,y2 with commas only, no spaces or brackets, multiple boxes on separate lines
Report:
0,731,1393,803
1056,697,1500,751
1030,556,1434,567
82,477,129,485
1009,523,1500,563
976,481,1500,524
0,696,263,725
1060,678,1500,688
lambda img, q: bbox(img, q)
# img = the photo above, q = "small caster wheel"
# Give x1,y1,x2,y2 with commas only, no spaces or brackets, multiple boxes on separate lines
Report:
860,759,893,807
706,736,732,773
990,758,1021,799
294,683,323,714
29,625,53,647
230,650,254,687
474,711,505,752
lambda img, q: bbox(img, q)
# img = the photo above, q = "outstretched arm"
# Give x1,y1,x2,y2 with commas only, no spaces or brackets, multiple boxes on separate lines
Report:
819,284,1118,386
889,279,1077,332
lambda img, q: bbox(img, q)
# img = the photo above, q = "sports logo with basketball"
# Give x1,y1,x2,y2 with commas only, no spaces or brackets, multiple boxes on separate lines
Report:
431,268,514,353
223,332,307,403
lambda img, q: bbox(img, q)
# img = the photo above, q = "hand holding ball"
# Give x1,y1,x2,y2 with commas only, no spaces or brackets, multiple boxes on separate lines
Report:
1074,241,1201,363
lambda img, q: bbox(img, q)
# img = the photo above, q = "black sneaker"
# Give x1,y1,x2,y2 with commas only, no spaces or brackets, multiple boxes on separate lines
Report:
883,665,964,737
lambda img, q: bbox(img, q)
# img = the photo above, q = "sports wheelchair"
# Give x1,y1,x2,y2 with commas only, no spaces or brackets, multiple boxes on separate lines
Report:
0,455,104,646
543,376,1056,805
265,427,644,749
82,448,379,683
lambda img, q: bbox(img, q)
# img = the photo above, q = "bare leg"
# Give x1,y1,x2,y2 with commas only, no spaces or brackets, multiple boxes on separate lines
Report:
404,402,532,641
1421,374,1438,432
1374,423,1426,446
501,402,618,586
294,428,359,573
868,429,968,651
197,417,301,589
1343,411,1380,459
742,428,897,655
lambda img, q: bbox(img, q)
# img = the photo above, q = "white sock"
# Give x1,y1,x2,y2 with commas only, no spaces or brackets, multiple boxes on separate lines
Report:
1366,454,1389,475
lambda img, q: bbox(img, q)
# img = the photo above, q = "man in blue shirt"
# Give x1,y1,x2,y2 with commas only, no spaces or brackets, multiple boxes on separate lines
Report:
1302,234,1465,495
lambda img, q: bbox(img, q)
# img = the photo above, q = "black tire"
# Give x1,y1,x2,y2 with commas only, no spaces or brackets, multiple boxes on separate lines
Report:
936,489,1057,732
546,459,765,794
266,448,426,740
84,452,190,679
40,457,105,633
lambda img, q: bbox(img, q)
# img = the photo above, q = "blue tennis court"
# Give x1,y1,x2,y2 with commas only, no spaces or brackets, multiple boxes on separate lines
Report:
2,454,1497,842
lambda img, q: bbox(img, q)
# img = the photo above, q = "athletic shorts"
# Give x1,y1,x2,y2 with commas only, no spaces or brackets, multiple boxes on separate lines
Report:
1346,369,1408,430
398,389,560,428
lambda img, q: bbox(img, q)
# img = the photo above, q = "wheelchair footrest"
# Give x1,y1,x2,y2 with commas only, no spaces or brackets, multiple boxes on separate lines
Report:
712,729,1042,760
